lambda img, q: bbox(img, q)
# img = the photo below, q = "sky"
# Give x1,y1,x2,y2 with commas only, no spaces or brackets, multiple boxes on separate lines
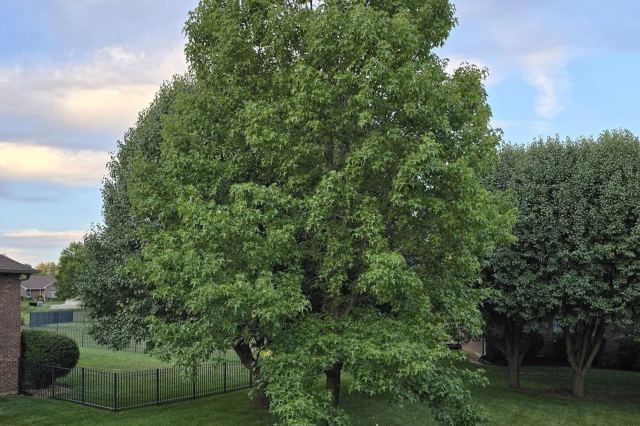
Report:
1,1,639,265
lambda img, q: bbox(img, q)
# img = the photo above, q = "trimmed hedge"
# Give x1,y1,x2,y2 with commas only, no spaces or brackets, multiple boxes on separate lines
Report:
21,329,80,388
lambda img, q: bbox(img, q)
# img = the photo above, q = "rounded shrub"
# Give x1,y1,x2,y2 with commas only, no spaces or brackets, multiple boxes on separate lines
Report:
21,329,80,389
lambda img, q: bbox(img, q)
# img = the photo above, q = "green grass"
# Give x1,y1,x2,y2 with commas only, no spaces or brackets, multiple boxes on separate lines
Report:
476,365,640,425
77,348,170,370
4,364,640,425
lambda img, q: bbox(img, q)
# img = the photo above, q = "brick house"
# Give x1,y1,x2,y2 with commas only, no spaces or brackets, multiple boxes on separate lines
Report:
0,254,36,395
20,275,57,300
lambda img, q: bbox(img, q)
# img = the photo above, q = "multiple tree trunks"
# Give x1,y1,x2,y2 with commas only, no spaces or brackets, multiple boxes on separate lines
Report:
503,325,531,389
564,321,606,398
489,315,532,390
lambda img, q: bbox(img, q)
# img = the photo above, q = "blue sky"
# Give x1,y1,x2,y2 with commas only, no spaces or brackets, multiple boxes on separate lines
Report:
0,0,639,265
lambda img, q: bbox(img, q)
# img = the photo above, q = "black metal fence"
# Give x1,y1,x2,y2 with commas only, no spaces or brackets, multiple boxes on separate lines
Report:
29,323,150,353
19,360,251,411
27,323,240,363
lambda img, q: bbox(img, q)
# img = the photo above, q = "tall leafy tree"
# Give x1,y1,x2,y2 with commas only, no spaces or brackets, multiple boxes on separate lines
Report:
128,1,511,424
554,131,640,397
75,76,193,349
484,131,640,397
481,145,558,389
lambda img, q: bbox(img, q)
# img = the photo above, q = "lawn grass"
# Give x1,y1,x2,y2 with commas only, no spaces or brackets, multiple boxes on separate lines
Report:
3,364,640,425
77,348,170,370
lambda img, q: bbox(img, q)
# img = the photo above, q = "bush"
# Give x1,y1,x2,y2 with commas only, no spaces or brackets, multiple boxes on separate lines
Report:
21,329,80,389
28,301,37,307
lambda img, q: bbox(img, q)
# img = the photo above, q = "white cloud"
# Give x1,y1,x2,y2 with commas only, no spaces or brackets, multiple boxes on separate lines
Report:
520,47,569,120
0,229,86,264
0,45,186,135
443,0,574,123
2,229,86,240
0,141,109,186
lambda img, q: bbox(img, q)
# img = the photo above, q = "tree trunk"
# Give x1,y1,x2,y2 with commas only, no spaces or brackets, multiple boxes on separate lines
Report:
250,367,269,408
573,370,585,398
233,342,269,409
503,324,529,389
564,321,605,399
508,355,521,389
325,362,342,408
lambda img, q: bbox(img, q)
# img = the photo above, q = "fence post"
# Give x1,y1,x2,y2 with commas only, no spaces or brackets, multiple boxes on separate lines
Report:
192,367,196,400
113,372,118,411
81,368,85,405
51,367,56,399
223,362,227,393
156,369,160,405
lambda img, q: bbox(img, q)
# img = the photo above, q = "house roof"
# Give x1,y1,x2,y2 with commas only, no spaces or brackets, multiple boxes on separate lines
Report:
21,275,56,290
0,254,37,274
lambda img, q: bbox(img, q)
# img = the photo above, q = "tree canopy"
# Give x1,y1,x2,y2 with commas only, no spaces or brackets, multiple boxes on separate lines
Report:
119,1,511,424
483,130,640,397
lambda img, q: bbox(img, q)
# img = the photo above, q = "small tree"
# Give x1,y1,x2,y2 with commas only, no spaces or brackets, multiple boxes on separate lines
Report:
56,242,85,300
35,261,58,277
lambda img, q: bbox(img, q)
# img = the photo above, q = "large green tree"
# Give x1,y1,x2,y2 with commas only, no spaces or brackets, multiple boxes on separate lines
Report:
481,145,557,389
127,1,511,424
484,131,640,398
75,76,193,350
554,131,640,397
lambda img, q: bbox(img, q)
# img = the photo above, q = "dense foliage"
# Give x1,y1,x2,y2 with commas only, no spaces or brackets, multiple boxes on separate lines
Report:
55,241,85,300
481,145,556,388
74,77,192,350
21,328,80,387
554,131,640,396
483,130,640,397
118,1,512,424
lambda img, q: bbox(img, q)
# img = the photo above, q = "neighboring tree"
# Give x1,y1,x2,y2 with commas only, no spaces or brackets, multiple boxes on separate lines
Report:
481,145,558,389
484,131,640,397
553,131,640,397
74,76,193,351
56,242,85,300
35,261,58,277
127,1,512,424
